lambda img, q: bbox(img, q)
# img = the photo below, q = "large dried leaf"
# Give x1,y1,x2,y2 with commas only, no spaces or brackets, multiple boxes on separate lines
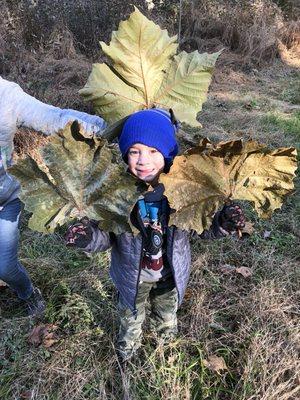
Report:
159,139,297,233
79,63,145,123
10,122,146,233
80,7,220,129
154,50,222,126
100,7,178,102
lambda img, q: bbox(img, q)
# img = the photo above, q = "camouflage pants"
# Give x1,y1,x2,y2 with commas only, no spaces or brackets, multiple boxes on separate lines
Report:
117,277,178,360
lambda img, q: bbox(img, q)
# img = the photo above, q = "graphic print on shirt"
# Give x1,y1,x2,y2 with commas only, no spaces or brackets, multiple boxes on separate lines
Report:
138,197,172,283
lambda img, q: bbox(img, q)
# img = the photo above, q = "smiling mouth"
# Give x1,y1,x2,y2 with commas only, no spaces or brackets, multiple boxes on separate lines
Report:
137,169,154,175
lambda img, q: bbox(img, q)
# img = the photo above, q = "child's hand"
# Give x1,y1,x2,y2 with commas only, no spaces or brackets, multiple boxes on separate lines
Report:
219,203,246,234
65,217,93,248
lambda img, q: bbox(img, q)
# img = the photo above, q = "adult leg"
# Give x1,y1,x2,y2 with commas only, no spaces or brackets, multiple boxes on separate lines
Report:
149,277,178,339
117,281,152,360
0,198,33,300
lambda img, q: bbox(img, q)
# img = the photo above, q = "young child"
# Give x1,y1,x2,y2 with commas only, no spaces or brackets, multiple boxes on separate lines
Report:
66,109,245,361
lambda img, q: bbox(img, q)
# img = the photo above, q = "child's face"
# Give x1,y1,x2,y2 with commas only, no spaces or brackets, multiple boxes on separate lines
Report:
127,143,165,182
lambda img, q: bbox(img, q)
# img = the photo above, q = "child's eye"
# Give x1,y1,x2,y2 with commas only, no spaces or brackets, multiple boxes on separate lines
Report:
150,149,158,154
129,149,139,155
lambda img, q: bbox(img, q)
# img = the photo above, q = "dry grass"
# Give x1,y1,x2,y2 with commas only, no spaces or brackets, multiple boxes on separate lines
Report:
280,20,300,49
13,129,49,160
7,52,93,110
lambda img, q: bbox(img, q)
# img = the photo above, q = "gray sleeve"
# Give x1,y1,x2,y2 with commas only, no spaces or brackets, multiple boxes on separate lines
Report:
83,226,114,253
0,77,107,138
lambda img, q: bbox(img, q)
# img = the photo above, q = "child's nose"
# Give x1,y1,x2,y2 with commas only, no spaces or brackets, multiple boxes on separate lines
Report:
138,152,150,165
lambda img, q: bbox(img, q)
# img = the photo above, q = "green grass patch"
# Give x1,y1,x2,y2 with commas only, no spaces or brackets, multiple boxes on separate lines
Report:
280,73,300,105
261,110,300,145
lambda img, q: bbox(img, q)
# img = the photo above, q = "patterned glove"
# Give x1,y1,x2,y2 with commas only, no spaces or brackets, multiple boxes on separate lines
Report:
65,217,93,248
219,203,246,233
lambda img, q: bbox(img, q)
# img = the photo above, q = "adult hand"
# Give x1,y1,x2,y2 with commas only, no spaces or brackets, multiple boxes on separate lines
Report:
59,110,107,138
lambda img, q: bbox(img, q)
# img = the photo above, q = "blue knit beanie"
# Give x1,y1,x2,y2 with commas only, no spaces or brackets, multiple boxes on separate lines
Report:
118,109,179,164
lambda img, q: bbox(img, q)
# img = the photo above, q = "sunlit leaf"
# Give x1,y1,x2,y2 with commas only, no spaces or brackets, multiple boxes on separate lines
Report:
100,6,178,102
159,139,297,233
154,50,222,126
79,63,145,123
80,7,220,130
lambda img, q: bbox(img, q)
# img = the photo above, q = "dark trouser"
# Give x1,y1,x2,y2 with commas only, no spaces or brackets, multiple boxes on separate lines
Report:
0,198,33,300
117,277,178,358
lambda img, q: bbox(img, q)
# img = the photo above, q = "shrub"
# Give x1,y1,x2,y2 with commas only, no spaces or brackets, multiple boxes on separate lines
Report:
180,0,298,66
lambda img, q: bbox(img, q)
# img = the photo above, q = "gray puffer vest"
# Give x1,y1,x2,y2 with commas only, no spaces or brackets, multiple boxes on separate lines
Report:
84,205,225,313
84,226,191,313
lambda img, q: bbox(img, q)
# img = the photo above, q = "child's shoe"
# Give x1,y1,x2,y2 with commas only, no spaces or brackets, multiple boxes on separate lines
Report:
117,341,142,364
117,347,135,364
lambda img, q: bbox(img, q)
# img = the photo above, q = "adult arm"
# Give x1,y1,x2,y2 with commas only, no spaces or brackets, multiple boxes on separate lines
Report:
0,77,107,138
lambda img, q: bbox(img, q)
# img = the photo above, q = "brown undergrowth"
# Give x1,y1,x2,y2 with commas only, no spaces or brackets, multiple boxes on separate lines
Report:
181,0,300,66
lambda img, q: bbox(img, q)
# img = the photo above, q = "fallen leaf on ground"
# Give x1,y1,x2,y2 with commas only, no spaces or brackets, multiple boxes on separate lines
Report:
28,324,59,348
219,264,236,274
20,390,33,399
241,221,255,235
0,280,8,288
28,326,43,346
263,230,272,239
203,355,228,373
236,267,253,278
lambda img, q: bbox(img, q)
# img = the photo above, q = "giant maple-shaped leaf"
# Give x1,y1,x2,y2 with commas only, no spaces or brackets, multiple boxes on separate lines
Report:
9,122,146,233
159,139,297,233
79,7,220,127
